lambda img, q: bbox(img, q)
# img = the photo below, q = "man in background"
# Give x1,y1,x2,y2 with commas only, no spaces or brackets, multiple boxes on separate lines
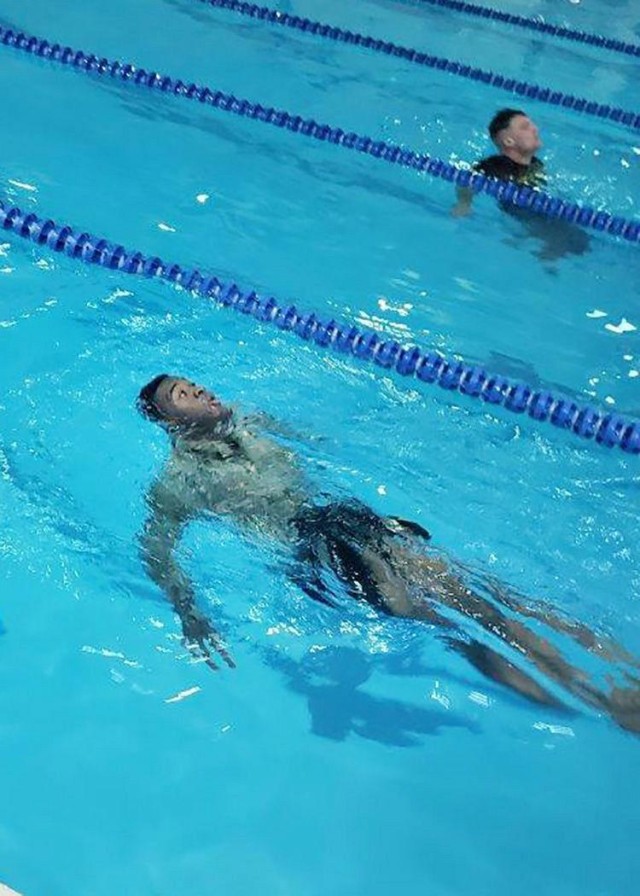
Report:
453,107,544,216
452,108,589,260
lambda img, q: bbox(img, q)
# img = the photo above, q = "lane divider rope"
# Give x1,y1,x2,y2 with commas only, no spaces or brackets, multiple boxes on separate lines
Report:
1,26,639,244
194,0,640,129
400,0,640,58
1,198,638,454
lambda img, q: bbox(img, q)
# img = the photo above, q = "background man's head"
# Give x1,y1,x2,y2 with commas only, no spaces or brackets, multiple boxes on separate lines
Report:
138,374,232,434
488,109,541,160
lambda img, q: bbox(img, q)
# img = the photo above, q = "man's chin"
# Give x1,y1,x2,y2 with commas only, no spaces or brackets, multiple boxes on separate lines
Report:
174,410,233,439
204,408,234,434
213,406,233,425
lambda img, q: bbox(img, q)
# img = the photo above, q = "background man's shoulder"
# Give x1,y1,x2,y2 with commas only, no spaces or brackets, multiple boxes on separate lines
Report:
473,154,512,178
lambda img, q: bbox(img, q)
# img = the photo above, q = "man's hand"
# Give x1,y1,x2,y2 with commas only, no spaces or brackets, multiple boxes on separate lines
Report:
181,607,236,670
451,185,474,217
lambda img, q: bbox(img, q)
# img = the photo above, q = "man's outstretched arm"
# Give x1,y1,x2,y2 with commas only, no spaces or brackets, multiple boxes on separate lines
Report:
139,482,235,669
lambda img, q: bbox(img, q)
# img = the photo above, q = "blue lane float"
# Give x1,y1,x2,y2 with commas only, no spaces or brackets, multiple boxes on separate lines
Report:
2,198,639,455
404,0,640,58
196,0,640,129
1,27,639,245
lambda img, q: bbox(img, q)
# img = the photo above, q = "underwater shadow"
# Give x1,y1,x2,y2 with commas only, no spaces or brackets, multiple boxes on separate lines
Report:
265,644,477,746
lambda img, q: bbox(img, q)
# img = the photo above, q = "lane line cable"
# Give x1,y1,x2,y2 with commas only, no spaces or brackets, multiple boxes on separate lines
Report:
389,0,640,58
1,27,639,244
1,198,638,454
193,0,640,129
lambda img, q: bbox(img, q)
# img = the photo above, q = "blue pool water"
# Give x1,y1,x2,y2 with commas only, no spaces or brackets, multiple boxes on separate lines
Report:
1,1,639,894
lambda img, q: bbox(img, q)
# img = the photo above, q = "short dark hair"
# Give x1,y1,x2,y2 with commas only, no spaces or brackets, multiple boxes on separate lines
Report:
488,108,525,141
137,374,170,421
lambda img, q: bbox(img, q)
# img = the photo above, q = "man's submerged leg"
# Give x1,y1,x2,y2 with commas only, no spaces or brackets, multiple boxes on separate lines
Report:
291,500,640,730
446,637,567,708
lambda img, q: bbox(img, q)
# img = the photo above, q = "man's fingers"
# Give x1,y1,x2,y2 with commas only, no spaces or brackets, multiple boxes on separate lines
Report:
214,640,236,669
203,631,236,669
184,637,219,670
204,653,220,672
182,624,235,671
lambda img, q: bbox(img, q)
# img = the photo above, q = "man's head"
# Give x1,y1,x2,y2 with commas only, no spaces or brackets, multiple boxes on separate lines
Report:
138,374,233,435
488,109,541,161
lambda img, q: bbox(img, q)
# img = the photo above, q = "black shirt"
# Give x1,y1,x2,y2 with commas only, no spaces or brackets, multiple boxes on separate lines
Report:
472,154,589,259
473,154,545,189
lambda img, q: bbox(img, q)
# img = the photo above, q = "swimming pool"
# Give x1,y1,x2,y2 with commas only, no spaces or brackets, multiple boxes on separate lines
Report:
1,0,639,893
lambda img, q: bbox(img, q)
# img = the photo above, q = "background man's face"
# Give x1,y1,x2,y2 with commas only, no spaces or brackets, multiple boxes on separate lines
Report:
501,114,541,154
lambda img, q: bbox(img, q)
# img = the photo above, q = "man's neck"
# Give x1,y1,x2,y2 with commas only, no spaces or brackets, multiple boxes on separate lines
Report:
171,416,238,450
502,147,535,166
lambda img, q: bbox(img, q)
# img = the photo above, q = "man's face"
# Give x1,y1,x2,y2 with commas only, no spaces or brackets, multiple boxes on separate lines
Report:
501,114,542,153
154,377,232,430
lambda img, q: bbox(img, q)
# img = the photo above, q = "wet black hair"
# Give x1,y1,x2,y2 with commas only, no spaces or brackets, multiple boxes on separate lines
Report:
488,108,526,142
137,373,171,421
